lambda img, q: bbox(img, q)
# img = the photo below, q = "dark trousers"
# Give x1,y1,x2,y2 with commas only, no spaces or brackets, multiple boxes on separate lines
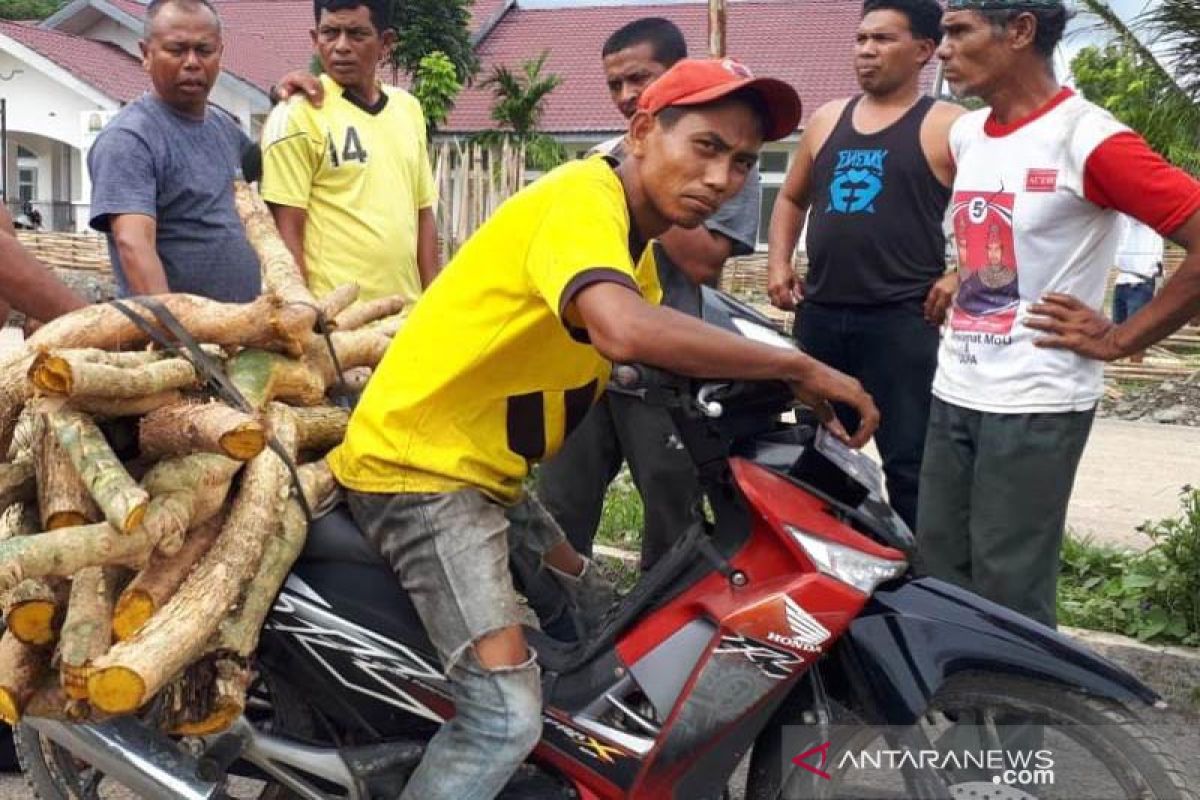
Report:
793,300,939,530
916,398,1095,627
534,391,703,569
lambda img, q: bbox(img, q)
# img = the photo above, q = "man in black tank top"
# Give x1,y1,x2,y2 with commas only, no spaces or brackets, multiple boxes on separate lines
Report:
767,0,963,530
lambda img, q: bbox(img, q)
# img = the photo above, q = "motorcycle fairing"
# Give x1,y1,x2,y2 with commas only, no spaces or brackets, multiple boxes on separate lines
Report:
833,577,1161,726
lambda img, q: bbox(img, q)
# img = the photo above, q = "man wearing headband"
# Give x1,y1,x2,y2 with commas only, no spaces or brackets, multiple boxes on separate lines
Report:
766,0,963,532
919,0,1200,628
327,59,877,799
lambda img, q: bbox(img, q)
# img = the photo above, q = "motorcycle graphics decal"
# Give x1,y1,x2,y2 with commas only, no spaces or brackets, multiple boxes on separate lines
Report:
654,638,794,769
268,591,447,723
767,596,832,654
713,634,802,681
542,714,641,788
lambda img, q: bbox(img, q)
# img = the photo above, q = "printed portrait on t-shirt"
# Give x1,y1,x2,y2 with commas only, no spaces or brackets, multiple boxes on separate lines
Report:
949,190,1020,334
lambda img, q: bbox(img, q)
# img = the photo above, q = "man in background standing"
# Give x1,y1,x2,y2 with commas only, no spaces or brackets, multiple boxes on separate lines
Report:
261,0,438,306
1112,215,1164,363
88,0,261,302
767,0,961,530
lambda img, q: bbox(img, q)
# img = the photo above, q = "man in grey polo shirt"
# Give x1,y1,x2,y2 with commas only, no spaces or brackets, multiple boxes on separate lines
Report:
533,18,763,577
88,0,260,302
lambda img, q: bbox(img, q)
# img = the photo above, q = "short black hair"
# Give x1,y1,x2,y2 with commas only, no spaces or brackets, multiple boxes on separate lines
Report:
602,17,688,67
862,0,943,42
313,0,391,34
656,88,769,140
982,4,1069,59
144,0,220,38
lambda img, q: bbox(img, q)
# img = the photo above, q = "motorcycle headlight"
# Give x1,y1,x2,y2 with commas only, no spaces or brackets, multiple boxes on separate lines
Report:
787,525,907,595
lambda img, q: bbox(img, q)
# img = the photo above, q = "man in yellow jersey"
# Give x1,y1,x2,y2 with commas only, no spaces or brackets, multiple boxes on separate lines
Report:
260,0,437,305
327,59,878,800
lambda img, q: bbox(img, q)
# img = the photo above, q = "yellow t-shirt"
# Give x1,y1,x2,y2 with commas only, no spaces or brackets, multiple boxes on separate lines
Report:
328,157,662,504
260,74,436,305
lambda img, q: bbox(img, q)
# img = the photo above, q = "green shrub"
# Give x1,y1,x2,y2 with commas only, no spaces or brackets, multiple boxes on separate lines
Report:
1058,487,1200,646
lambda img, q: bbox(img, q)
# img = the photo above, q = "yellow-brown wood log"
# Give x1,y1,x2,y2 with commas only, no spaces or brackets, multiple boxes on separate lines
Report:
59,566,122,700
317,283,360,323
138,453,241,557
0,502,35,542
156,655,251,736
341,367,371,393
0,629,49,724
27,293,314,359
49,409,149,534
333,295,405,331
0,460,35,512
367,314,403,338
233,182,319,332
304,329,391,388
113,513,224,641
36,413,101,530
138,401,264,462
294,405,350,453
3,578,66,645
227,349,326,411
87,405,297,714
0,350,37,454
30,350,197,398
67,390,184,419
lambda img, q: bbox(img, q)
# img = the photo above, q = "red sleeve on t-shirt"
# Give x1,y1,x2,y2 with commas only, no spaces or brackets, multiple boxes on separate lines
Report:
1083,131,1200,237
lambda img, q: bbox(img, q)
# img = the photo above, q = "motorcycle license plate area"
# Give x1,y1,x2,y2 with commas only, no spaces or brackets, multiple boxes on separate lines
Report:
791,426,885,507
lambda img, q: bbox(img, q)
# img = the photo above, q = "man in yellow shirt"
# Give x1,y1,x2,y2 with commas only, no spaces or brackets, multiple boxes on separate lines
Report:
329,59,877,799
261,0,437,305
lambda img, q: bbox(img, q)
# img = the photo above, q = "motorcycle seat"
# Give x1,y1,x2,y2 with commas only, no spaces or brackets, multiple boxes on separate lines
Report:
302,505,392,569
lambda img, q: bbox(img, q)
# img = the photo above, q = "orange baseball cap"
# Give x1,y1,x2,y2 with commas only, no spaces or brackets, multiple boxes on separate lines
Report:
637,58,802,142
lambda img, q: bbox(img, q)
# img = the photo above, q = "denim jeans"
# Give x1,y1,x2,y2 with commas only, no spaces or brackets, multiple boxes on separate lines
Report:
1112,279,1155,324
793,300,939,530
347,489,548,800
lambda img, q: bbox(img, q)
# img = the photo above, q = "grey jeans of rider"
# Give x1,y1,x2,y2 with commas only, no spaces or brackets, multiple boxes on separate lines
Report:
347,488,558,800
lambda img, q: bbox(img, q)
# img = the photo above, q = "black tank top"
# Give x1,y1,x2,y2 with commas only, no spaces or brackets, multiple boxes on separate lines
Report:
804,95,951,306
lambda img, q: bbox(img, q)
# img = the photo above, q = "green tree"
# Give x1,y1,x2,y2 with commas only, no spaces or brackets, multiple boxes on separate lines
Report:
1139,0,1200,100
0,0,65,20
474,51,567,171
389,0,477,85
1074,0,1200,174
411,51,462,134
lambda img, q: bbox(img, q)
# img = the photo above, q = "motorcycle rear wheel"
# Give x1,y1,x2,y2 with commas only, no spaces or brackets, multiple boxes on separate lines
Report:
746,672,1196,800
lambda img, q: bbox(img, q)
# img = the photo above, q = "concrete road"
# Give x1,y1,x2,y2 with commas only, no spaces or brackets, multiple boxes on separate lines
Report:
1068,418,1200,550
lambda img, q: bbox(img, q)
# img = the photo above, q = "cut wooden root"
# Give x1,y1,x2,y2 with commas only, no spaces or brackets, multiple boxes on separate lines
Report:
27,293,314,359
294,405,350,453
0,629,49,724
59,566,122,700
139,401,264,461
88,406,297,714
227,350,326,411
340,367,371,393
49,410,149,534
3,579,66,645
334,295,405,331
156,655,251,736
233,183,319,334
0,460,36,512
113,513,223,641
29,350,198,398
36,414,101,530
317,283,360,323
67,390,184,419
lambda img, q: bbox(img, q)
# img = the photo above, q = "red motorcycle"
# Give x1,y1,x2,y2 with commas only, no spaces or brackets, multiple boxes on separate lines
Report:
16,290,1193,800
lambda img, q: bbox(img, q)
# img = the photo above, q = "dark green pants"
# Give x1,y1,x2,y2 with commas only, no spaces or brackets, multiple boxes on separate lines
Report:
916,398,1095,627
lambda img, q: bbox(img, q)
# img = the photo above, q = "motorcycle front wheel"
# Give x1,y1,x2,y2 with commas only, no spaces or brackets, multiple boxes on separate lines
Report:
746,672,1196,800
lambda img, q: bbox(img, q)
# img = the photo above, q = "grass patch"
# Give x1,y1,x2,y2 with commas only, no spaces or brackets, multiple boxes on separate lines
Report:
1058,488,1200,646
595,469,644,552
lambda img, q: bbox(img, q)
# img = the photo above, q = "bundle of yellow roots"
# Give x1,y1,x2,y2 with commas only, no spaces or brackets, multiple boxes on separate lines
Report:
0,182,401,734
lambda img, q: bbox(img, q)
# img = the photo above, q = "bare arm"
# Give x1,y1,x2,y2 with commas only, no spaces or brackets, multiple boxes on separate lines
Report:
574,281,879,447
109,214,169,295
657,225,733,287
416,206,439,289
0,207,86,321
268,203,309,284
1029,210,1200,359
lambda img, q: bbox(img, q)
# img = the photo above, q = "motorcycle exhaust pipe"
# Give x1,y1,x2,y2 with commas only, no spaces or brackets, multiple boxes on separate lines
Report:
23,716,223,800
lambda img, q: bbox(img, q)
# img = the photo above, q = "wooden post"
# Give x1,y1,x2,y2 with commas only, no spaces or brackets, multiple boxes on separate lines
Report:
708,0,727,58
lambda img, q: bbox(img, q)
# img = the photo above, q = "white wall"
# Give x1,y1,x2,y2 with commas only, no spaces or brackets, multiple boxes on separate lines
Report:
0,50,118,150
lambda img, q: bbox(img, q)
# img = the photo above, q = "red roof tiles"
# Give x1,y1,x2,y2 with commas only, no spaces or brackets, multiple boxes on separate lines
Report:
446,0,933,135
0,19,147,102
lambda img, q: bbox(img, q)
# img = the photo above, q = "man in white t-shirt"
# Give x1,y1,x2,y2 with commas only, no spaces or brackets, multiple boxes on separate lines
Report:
920,0,1200,627
1111,216,1164,363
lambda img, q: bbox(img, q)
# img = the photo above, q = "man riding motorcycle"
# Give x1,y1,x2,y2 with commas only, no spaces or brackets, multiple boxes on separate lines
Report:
326,58,879,800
